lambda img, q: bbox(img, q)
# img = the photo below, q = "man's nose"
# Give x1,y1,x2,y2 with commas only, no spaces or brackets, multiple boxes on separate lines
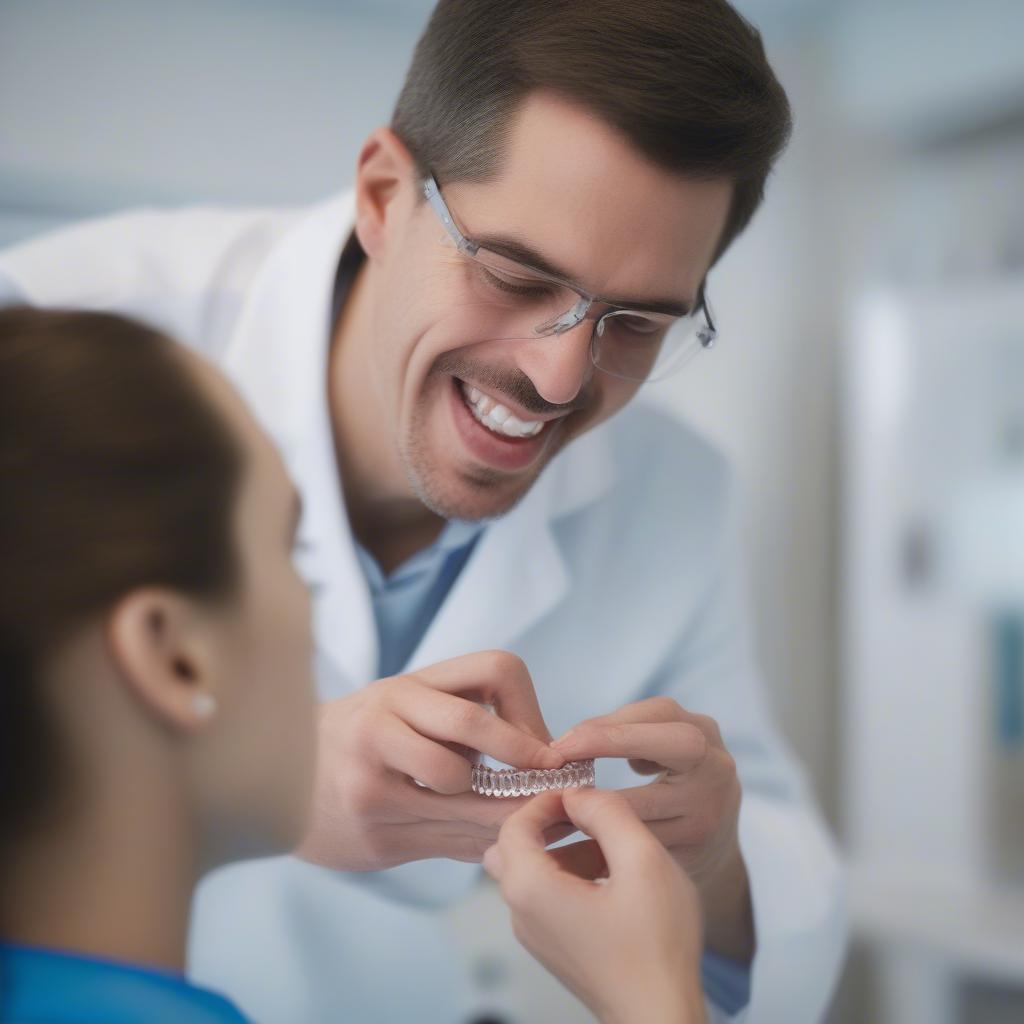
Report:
512,321,595,407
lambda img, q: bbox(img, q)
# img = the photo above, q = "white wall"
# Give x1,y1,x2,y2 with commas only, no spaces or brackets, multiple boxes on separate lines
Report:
0,0,428,218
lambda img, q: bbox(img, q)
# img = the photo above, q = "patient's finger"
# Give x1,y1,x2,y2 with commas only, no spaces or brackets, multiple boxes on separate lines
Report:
492,791,571,885
559,788,664,877
547,838,609,880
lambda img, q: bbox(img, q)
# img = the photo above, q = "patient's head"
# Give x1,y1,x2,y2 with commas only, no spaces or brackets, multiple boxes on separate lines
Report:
0,307,316,874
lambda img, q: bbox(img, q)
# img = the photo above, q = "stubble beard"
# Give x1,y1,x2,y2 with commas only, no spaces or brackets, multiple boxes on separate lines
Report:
397,353,588,522
399,392,540,523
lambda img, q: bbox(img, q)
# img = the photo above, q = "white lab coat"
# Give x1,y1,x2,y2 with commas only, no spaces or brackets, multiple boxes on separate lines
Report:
0,192,847,1023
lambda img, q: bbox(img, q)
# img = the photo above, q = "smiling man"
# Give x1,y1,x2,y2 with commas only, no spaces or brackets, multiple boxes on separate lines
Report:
0,1,846,1021
332,91,732,564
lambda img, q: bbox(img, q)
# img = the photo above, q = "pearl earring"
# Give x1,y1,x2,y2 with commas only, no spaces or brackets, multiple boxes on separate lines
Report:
192,693,217,720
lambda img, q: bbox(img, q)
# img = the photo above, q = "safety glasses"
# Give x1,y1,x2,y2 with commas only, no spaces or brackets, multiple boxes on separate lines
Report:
423,175,717,383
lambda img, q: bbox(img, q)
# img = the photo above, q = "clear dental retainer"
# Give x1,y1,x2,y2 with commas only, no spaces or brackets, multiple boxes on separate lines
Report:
471,759,596,797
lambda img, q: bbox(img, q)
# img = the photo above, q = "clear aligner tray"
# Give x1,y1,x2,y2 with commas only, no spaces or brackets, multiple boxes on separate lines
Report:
471,759,595,797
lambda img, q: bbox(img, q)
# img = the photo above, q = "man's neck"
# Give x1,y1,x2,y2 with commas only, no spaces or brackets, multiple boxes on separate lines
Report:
327,246,446,574
356,508,448,576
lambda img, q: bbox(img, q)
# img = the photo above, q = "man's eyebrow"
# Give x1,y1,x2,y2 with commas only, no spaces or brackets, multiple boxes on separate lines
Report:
471,232,695,317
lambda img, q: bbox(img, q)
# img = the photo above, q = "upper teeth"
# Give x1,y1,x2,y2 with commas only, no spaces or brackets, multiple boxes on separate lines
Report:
461,383,546,438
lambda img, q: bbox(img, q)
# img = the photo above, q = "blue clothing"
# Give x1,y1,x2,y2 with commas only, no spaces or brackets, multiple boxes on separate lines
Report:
0,943,249,1023
355,518,484,680
702,948,753,1016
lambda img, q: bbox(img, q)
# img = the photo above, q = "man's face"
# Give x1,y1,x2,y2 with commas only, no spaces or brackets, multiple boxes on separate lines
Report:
370,93,731,522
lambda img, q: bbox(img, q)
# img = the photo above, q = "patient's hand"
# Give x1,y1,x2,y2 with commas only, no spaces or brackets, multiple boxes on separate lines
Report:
550,697,752,962
295,650,566,871
485,788,706,1024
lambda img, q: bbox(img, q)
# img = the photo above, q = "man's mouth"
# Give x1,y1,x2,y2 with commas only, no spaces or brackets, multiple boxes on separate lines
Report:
458,380,549,439
446,375,570,475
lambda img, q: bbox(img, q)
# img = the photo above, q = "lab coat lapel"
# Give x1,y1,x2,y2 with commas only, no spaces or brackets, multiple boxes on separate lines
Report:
222,192,379,694
407,507,568,669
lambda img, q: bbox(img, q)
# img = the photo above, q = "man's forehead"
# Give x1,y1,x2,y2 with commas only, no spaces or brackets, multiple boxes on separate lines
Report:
443,93,732,300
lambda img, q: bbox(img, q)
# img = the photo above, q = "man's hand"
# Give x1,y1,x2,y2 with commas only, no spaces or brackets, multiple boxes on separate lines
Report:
296,650,566,872
551,697,753,962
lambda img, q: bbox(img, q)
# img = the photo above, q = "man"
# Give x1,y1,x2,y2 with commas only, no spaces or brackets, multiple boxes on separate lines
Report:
0,1,846,1020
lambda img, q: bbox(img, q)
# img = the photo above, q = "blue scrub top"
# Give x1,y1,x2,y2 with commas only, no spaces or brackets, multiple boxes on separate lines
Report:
0,943,250,1023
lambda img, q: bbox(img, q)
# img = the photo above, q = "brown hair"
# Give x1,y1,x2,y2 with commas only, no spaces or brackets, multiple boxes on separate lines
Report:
392,0,792,263
0,307,244,844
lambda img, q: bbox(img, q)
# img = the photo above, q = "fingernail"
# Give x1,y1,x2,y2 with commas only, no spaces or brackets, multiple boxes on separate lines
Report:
482,844,503,879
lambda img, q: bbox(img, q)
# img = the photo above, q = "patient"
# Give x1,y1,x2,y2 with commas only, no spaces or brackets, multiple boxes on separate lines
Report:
0,307,705,1023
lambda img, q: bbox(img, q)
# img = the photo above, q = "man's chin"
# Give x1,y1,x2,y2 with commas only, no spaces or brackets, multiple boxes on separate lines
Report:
406,462,539,523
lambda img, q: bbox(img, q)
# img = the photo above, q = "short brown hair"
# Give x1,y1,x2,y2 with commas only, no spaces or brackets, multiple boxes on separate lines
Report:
392,0,792,262
0,307,243,848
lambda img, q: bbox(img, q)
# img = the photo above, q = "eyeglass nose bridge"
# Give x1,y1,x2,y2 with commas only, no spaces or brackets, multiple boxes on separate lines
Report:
537,297,666,341
535,295,594,336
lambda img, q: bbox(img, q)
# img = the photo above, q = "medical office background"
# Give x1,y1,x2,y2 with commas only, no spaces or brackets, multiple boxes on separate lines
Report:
1,1,1022,1021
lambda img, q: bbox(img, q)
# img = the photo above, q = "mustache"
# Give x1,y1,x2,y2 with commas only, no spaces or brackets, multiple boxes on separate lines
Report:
433,353,592,417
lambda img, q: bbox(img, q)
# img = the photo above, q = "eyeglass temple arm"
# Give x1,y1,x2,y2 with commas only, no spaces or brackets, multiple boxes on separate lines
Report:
423,176,478,256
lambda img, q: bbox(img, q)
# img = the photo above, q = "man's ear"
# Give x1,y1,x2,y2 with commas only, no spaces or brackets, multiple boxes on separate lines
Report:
105,588,219,733
353,126,418,259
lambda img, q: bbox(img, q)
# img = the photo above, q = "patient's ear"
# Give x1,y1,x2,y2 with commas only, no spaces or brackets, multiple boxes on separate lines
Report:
105,589,218,732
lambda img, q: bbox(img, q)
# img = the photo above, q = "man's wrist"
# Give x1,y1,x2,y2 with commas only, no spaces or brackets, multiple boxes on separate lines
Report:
697,845,755,963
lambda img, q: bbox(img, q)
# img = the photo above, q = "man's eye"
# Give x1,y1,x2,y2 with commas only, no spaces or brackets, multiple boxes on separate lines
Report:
480,266,552,299
606,314,664,338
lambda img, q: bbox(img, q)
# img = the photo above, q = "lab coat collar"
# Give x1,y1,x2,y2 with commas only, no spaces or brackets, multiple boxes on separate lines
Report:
221,190,616,692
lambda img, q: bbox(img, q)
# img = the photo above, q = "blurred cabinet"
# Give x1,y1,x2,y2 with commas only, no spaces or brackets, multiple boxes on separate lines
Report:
841,277,1024,1023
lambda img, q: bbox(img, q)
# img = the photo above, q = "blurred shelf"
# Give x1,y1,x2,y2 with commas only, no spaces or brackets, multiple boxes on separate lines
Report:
850,864,1024,985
